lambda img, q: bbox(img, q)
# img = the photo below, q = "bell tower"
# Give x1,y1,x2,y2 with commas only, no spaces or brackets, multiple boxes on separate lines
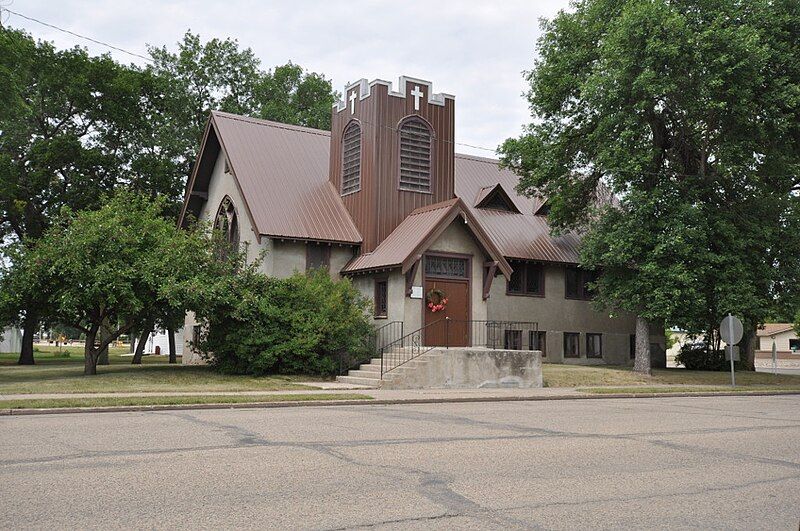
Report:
329,76,455,253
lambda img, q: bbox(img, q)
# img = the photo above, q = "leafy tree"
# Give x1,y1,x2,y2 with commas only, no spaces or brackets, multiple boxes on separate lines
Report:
256,62,337,130
501,0,800,372
23,192,213,375
0,28,144,364
147,32,337,193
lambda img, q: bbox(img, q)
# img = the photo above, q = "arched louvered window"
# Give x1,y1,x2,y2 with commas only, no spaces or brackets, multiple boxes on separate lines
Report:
214,196,239,258
341,121,361,195
399,117,433,192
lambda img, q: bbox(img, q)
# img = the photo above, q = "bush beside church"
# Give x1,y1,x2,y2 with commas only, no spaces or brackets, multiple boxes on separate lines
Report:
193,268,373,376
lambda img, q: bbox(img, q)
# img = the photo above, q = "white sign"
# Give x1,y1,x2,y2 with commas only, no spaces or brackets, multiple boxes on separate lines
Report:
410,286,423,299
720,315,743,345
725,345,740,361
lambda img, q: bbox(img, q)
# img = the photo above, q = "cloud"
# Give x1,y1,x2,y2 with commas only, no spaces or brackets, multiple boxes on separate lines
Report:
6,0,569,155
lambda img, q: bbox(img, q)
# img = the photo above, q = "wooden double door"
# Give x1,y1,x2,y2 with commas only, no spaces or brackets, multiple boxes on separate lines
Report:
423,253,471,347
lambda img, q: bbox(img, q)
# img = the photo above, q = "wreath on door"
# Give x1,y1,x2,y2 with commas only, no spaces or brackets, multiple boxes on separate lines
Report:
426,288,448,313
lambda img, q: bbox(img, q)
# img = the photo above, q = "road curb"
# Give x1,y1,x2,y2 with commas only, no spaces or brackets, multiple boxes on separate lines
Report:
3,389,800,416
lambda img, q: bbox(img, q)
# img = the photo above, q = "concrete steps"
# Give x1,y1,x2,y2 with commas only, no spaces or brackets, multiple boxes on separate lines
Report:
336,353,433,388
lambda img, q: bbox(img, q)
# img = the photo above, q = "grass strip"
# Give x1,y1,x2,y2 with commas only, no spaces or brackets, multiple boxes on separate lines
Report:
578,386,800,395
0,393,371,410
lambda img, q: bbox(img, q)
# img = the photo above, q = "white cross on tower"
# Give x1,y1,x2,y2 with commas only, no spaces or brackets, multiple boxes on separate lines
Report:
410,85,424,111
349,91,357,114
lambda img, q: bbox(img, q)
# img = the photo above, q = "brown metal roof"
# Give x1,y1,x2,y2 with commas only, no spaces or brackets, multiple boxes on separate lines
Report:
342,198,512,278
181,111,362,244
180,111,581,263
455,154,582,264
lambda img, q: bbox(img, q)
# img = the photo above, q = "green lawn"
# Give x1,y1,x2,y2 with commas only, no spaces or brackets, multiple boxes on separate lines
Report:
0,393,370,410
0,345,134,365
2,348,798,401
0,348,322,394
543,364,800,390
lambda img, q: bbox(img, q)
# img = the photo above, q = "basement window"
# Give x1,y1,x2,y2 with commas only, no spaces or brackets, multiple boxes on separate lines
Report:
564,332,580,358
587,333,602,359
504,330,522,350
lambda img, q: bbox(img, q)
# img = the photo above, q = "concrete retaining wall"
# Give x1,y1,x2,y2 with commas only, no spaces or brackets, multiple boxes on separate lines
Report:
383,348,542,389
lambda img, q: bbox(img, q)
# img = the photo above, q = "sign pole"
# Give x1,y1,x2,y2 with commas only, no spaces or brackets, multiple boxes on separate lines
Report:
772,338,778,375
728,313,735,388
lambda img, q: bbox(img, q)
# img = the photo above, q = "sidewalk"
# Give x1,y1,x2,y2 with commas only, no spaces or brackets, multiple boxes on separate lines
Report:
0,386,585,402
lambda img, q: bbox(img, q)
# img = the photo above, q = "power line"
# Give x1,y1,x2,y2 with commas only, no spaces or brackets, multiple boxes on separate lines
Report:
3,8,153,63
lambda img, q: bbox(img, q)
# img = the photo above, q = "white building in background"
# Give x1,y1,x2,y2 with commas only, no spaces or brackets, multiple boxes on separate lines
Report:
132,328,184,357
1,326,22,353
757,323,799,358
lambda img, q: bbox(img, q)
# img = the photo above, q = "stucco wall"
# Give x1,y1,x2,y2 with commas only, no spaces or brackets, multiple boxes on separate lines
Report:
199,152,269,270
759,331,798,351
351,271,406,329
487,264,663,364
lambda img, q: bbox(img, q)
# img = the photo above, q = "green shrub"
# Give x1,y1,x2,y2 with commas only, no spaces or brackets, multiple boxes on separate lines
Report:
196,269,373,376
675,343,746,371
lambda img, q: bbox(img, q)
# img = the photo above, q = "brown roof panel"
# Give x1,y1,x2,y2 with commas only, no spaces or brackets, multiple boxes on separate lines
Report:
210,111,362,244
343,198,512,278
343,200,458,273
455,154,581,264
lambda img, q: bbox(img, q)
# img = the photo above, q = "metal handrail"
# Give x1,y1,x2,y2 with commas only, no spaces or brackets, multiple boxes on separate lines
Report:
380,319,444,376
380,318,540,378
372,320,404,350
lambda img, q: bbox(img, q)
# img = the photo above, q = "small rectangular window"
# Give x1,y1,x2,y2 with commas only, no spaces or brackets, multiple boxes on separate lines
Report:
306,245,331,271
530,331,546,357
504,330,522,350
374,279,388,318
508,261,544,296
565,266,596,300
564,332,580,358
587,333,602,359
790,339,799,351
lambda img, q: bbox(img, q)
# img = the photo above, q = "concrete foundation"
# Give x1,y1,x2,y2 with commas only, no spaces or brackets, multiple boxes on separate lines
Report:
383,348,542,389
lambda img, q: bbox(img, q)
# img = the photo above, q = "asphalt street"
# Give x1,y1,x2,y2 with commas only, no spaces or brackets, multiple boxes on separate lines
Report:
1,396,799,529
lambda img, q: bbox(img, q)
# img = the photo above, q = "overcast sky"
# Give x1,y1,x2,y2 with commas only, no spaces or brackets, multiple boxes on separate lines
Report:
3,0,571,156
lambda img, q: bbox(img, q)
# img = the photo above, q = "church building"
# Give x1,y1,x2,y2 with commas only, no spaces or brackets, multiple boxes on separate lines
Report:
178,76,665,370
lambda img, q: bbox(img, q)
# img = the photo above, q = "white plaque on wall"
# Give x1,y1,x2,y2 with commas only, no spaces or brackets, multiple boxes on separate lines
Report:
410,286,423,299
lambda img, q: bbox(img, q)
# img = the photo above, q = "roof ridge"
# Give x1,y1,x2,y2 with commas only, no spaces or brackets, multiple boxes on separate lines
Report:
455,153,501,165
211,111,331,138
409,197,460,215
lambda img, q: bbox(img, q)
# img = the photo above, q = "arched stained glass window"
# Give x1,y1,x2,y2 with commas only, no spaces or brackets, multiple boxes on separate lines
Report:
214,196,239,257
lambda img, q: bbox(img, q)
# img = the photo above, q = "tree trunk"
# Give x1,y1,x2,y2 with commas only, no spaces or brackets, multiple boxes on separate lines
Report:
131,326,151,365
84,332,98,375
97,318,112,365
740,322,757,371
18,311,38,365
634,316,651,375
168,327,177,364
